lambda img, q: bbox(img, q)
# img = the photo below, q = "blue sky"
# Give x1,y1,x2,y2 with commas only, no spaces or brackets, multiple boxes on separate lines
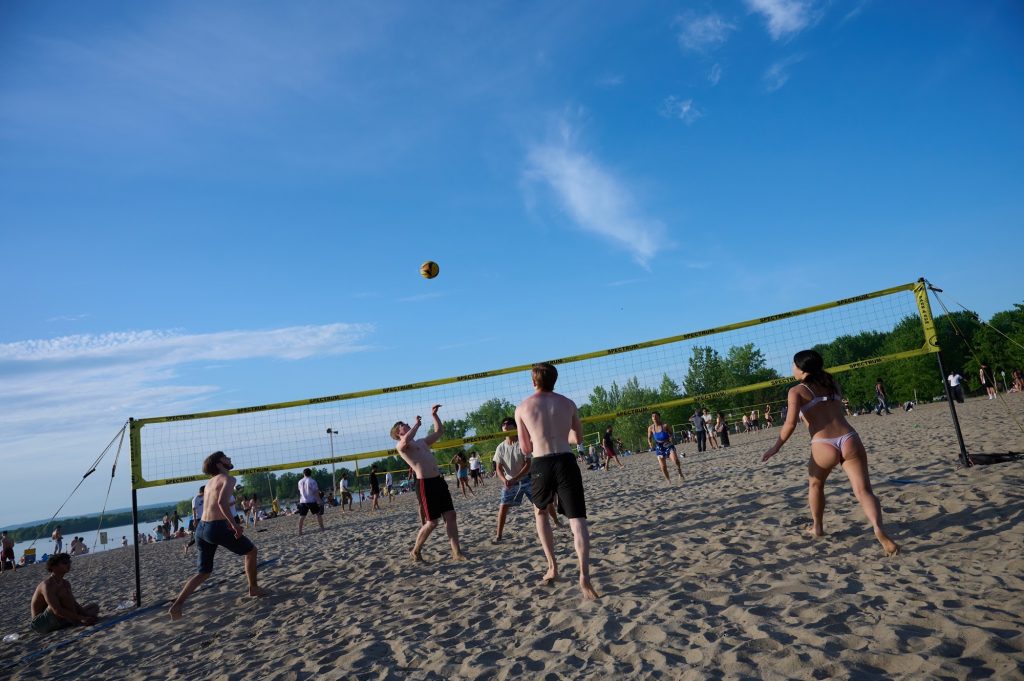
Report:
1,0,1021,527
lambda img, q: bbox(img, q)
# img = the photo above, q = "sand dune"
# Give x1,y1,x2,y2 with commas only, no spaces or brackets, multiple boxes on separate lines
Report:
2,395,1023,680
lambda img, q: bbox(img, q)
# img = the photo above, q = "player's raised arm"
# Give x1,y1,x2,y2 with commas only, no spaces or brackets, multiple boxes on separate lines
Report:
424,405,444,445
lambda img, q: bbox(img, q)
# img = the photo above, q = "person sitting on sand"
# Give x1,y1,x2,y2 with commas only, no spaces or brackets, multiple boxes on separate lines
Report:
168,451,266,619
30,554,99,633
516,362,598,600
392,405,466,562
762,350,899,556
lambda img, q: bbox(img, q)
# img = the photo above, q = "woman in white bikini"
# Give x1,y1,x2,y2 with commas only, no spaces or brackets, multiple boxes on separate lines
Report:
762,349,899,556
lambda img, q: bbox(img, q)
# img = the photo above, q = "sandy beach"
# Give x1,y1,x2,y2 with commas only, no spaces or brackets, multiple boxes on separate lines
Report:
2,395,1022,680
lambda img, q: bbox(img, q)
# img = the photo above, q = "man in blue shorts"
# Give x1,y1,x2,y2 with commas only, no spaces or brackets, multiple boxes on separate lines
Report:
169,451,266,619
648,412,684,483
492,417,559,543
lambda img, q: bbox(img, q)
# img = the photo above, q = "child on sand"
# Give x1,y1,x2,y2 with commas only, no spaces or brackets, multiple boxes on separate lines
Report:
762,350,899,556
391,405,466,562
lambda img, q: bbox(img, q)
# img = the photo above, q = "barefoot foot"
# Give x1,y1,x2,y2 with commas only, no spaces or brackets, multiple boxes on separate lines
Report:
410,550,424,563
807,525,825,538
249,586,267,598
579,579,600,600
541,569,559,585
451,551,468,562
168,605,183,620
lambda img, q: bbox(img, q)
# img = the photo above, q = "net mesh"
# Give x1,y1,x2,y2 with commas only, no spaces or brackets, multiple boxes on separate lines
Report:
133,282,933,488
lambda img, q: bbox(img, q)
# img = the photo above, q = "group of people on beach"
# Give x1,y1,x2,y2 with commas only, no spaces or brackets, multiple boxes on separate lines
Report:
30,350,903,632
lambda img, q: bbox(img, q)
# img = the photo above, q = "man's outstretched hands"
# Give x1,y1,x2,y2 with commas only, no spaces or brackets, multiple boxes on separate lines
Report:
432,404,442,415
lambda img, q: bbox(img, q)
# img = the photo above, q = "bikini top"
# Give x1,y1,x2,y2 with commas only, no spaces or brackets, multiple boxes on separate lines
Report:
652,427,670,442
799,383,841,416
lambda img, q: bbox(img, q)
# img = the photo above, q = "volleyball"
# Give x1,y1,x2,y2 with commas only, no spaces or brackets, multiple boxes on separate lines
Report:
420,261,439,279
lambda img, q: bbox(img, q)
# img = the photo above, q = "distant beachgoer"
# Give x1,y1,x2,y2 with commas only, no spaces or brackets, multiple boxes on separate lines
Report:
385,471,395,502
121,536,128,548
764,404,774,428
340,474,353,511
69,537,85,556
297,468,325,535
602,426,624,470
451,451,474,498
369,465,381,511
715,413,730,448
51,526,63,554
30,554,99,633
742,414,751,433
172,509,181,534
691,409,707,452
750,409,760,431
469,452,484,487
947,370,965,403
492,416,558,543
248,494,261,527
1,531,15,572
392,405,466,562
648,412,683,483
185,485,205,556
874,378,892,415
703,410,718,450
168,451,266,620
516,362,598,600
162,513,171,540
271,498,281,515
980,363,997,400
762,350,899,556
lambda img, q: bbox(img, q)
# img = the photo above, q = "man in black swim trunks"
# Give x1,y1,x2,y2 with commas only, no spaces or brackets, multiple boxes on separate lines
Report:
515,362,598,600
392,405,466,562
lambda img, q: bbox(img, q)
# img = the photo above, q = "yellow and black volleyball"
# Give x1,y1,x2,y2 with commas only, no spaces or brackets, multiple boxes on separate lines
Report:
420,261,440,279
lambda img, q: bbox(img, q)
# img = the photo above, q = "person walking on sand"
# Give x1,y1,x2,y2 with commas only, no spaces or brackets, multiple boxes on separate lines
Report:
51,526,63,555
168,451,266,620
516,362,599,600
602,426,624,471
764,404,774,428
297,469,325,535
469,451,485,487
451,451,475,498
392,405,466,562
30,554,99,633
340,473,353,511
980,363,997,400
947,370,965,403
369,465,382,511
691,409,707,452
715,412,731,448
493,416,559,543
648,412,683,483
762,350,899,556
184,485,205,556
703,409,719,450
874,378,892,415
385,470,395,503
1,531,15,572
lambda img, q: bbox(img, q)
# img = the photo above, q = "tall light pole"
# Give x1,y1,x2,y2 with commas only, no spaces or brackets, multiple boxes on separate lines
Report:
326,428,339,497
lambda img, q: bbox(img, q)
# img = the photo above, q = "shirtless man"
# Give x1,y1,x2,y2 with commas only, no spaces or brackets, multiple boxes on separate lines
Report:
30,554,98,633
648,412,683,483
1,531,15,572
391,405,466,562
168,451,266,620
515,362,598,600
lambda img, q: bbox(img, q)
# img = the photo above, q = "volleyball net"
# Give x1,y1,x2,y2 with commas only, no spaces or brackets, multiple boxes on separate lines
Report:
130,280,940,490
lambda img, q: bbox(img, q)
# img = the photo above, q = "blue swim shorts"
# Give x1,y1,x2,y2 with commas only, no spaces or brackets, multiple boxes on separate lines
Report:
499,477,533,507
196,519,255,574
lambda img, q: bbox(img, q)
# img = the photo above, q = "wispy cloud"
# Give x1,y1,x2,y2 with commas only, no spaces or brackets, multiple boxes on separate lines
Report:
675,12,736,52
744,0,816,40
708,63,723,86
596,73,625,87
762,55,805,92
659,96,703,125
524,122,670,263
396,292,445,303
0,323,375,445
46,314,89,323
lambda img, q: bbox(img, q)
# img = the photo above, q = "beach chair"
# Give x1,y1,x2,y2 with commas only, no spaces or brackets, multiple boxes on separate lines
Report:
24,547,37,565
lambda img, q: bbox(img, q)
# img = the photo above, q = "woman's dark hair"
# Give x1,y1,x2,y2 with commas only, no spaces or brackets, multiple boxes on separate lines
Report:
793,350,840,396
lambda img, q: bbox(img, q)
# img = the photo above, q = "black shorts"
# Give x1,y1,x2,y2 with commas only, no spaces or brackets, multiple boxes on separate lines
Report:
417,476,455,521
371,483,380,496
297,502,323,517
531,452,587,519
